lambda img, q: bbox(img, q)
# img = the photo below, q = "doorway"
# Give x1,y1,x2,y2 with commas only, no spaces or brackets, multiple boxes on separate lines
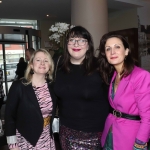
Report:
0,26,41,95
0,43,26,95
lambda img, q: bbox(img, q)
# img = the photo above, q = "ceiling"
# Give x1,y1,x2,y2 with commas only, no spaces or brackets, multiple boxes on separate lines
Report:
107,0,141,13
0,0,146,23
0,0,71,22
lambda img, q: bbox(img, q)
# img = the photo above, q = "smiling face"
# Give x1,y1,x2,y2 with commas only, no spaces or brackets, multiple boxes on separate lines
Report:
67,37,89,64
105,37,129,71
31,52,50,76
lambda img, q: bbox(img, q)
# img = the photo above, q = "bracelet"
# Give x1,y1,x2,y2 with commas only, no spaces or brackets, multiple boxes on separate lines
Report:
134,143,147,149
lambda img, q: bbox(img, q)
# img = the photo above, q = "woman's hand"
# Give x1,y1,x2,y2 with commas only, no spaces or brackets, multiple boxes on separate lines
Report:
10,148,19,150
8,143,19,150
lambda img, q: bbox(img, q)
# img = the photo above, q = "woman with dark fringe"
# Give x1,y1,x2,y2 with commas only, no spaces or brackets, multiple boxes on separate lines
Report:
53,26,109,149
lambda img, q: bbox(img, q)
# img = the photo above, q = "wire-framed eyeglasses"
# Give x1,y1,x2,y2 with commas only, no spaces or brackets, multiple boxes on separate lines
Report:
68,38,87,46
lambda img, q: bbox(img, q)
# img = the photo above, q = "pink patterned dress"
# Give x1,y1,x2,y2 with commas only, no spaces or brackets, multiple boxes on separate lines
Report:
9,83,56,150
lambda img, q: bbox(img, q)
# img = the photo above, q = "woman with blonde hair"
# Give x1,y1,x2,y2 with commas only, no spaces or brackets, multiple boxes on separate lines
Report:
5,49,56,150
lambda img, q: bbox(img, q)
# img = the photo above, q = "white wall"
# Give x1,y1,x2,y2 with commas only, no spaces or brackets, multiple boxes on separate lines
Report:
108,8,138,32
138,5,150,26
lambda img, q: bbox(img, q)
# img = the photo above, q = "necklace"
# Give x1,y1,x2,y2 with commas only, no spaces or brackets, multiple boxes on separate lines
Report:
114,74,120,86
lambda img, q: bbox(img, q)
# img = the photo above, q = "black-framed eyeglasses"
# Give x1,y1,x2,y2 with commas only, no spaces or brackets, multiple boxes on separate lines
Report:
68,38,87,46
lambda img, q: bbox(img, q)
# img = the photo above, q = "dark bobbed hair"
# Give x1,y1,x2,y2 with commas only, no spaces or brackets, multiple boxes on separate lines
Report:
62,26,96,75
19,57,25,63
98,33,135,84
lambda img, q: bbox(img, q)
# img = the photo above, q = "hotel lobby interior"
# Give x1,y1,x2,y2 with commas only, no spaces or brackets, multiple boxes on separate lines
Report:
0,0,150,149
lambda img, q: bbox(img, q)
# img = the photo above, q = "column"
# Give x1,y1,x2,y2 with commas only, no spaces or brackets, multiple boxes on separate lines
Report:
71,0,108,54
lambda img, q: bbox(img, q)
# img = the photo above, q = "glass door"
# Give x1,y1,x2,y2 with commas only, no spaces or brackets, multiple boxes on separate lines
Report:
0,26,41,96
0,43,26,95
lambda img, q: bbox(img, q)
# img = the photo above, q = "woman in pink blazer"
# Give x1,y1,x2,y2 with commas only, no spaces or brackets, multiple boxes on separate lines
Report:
98,33,150,150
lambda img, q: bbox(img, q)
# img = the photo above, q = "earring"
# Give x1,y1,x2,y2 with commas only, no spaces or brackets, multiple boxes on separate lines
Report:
45,70,50,78
30,69,34,74
45,73,49,79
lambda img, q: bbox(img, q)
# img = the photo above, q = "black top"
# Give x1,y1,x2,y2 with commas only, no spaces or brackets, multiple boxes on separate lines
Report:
5,79,56,146
15,62,27,79
54,62,109,132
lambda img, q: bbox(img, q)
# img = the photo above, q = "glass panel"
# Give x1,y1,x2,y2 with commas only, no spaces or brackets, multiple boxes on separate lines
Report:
32,36,41,49
5,44,25,63
0,19,38,29
32,36,36,49
38,37,41,49
0,44,26,95
4,34,24,41
0,44,6,95
0,45,2,65
26,35,28,49
0,34,2,39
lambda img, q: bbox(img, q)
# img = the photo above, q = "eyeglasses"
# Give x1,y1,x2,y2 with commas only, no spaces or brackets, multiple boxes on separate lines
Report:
68,38,87,46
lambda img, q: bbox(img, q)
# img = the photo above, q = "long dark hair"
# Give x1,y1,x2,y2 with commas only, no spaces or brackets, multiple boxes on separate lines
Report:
98,33,135,84
62,26,96,75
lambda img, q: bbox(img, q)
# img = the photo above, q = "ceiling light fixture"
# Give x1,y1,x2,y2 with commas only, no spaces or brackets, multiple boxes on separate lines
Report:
46,15,49,17
0,1,2,3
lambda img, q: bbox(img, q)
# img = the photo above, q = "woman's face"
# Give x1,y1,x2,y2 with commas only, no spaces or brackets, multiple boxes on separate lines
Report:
67,37,89,64
105,37,129,69
31,52,50,75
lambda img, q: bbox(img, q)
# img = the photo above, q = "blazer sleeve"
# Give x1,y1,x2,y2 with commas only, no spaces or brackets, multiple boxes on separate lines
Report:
133,70,150,142
5,80,21,136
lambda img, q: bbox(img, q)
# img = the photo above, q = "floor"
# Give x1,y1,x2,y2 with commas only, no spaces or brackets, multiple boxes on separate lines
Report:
0,104,61,150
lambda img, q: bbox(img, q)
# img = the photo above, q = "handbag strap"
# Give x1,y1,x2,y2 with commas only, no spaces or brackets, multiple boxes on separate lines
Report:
54,55,62,82
53,56,62,117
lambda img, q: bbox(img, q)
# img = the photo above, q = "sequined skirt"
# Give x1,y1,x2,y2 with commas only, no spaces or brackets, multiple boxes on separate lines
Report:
59,125,102,150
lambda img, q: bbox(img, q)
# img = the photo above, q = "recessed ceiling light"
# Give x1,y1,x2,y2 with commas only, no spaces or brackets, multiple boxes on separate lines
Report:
0,1,2,3
46,15,49,17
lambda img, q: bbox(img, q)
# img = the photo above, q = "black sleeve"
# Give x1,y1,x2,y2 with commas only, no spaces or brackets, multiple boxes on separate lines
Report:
5,80,21,136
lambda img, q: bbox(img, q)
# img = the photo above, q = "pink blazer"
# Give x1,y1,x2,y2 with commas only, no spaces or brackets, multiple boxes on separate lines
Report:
101,66,150,150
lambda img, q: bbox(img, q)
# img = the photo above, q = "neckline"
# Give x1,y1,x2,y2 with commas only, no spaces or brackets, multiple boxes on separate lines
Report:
32,82,47,88
70,61,83,66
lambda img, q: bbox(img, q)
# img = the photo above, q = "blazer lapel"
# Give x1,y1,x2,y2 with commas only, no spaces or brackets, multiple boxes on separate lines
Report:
109,72,116,108
113,74,130,105
25,84,42,117
109,72,130,108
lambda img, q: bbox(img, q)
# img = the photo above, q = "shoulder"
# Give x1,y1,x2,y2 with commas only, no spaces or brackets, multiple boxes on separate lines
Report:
128,66,150,93
12,78,28,87
11,79,23,87
129,66,150,84
8,80,22,94
53,55,64,72
53,55,63,65
46,79,53,85
131,66,150,77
